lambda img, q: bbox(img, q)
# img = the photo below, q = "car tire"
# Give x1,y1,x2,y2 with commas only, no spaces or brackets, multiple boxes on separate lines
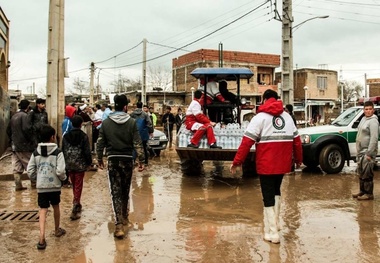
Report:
180,159,204,176
153,149,161,157
319,144,345,174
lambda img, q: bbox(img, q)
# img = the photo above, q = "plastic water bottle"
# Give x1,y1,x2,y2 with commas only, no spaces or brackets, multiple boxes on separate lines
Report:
179,133,186,147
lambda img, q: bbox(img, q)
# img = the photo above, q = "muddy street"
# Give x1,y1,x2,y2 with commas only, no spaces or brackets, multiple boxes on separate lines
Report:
1,150,380,263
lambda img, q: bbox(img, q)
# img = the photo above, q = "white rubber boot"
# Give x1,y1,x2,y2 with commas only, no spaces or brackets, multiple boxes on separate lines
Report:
274,195,281,231
263,206,280,244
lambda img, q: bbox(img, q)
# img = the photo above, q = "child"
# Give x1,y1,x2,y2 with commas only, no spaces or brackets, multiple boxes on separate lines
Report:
61,115,92,220
27,125,67,250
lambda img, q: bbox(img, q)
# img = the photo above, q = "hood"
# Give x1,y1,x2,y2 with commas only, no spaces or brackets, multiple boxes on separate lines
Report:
365,114,378,121
37,143,58,157
109,111,131,124
258,98,284,116
65,105,76,118
64,128,83,146
132,108,144,116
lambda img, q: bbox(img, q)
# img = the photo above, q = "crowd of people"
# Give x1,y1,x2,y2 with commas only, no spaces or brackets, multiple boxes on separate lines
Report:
5,87,377,249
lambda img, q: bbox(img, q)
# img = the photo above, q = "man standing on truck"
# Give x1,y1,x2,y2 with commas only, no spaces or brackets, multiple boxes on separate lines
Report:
230,89,303,244
352,101,378,201
185,90,222,149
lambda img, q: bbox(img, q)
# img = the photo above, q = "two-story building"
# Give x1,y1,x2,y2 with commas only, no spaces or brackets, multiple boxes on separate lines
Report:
0,7,10,155
172,48,280,106
276,68,338,125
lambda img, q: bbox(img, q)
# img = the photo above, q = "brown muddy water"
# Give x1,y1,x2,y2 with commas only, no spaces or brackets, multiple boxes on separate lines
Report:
0,149,380,263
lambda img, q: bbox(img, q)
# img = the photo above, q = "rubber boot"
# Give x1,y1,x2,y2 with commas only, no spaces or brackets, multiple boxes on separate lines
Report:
274,195,281,231
14,173,27,191
263,206,280,244
114,223,125,239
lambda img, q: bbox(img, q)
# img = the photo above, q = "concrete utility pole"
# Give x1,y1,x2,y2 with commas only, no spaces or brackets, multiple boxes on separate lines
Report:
281,0,294,105
46,0,65,138
89,62,95,105
142,38,147,104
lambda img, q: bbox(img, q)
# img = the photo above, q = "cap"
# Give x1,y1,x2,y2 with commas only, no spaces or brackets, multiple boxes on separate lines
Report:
36,98,46,104
65,105,76,118
79,104,87,111
18,99,30,110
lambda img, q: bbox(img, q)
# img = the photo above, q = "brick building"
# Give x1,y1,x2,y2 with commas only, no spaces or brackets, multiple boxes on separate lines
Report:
172,49,280,105
275,68,338,125
367,78,380,97
0,7,9,91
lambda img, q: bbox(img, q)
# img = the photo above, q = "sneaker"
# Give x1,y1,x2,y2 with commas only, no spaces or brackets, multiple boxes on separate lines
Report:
54,227,66,237
15,186,27,191
114,224,125,239
352,192,365,198
357,194,374,200
210,143,222,149
187,143,199,148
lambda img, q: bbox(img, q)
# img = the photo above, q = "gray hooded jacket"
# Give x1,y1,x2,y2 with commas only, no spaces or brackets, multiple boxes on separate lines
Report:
27,143,66,193
356,114,379,159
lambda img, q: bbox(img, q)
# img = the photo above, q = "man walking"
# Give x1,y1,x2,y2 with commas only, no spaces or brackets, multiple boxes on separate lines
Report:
230,89,303,244
352,101,379,200
96,95,145,239
162,106,175,148
6,99,35,190
130,101,153,166
29,98,48,147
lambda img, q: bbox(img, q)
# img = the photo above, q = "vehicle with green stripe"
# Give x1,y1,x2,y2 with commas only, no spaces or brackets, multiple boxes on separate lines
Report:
298,106,380,174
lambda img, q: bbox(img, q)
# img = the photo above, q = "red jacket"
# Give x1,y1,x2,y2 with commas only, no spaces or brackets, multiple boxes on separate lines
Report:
232,98,303,175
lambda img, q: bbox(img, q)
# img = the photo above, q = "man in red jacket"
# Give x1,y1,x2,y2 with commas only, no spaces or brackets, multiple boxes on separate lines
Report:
230,89,303,244
185,90,222,149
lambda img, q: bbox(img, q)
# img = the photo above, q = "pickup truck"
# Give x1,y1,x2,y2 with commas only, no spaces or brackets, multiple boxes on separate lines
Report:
298,106,380,174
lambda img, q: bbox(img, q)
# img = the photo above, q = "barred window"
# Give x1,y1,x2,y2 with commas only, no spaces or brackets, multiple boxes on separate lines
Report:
317,76,327,90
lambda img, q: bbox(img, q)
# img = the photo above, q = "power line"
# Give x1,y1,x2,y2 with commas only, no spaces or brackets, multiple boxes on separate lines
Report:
99,0,270,70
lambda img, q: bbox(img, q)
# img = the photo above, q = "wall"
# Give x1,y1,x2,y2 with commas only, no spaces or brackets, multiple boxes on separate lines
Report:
172,49,280,99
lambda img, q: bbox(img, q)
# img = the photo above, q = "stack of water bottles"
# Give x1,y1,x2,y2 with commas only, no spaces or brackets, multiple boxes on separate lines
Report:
178,121,250,149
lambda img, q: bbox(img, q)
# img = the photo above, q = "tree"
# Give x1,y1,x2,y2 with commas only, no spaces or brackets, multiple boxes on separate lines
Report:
338,80,363,102
147,66,172,92
109,73,141,93
70,77,89,95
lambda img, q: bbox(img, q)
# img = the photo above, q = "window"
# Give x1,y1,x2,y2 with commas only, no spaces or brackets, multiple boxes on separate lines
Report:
317,76,327,90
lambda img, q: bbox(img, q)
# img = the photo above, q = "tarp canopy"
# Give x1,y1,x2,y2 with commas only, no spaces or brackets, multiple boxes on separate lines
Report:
190,67,254,81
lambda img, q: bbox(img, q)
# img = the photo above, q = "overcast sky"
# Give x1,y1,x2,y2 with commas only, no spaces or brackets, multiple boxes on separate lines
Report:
2,0,380,96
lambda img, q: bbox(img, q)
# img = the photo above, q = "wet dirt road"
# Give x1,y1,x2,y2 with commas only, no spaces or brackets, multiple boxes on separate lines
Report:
1,150,380,263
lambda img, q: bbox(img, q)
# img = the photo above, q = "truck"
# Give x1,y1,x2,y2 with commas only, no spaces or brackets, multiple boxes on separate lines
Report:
298,101,380,174
175,67,257,176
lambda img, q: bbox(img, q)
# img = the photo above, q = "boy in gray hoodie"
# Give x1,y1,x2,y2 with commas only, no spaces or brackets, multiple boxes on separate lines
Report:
27,125,67,250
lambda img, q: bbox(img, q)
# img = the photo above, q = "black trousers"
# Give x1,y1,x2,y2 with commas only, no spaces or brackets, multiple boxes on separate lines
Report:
107,157,133,225
259,174,284,207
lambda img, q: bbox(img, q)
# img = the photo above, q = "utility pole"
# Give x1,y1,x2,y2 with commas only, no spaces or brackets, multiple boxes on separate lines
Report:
89,62,95,105
142,38,147,104
46,0,65,138
281,0,294,105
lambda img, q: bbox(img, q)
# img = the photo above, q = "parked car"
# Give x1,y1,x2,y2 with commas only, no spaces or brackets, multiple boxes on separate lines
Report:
298,105,380,174
148,129,168,156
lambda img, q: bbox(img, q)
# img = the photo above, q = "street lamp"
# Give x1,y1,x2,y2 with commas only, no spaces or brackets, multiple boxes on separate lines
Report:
340,82,344,113
191,86,195,100
281,13,329,105
352,91,358,107
304,86,308,127
291,15,330,37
